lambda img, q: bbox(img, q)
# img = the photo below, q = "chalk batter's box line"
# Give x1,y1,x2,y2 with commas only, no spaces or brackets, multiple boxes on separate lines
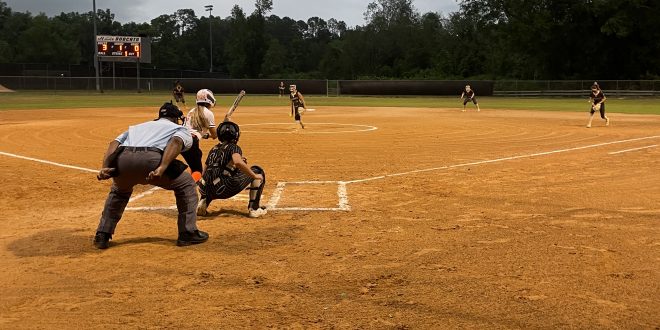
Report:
267,181,351,212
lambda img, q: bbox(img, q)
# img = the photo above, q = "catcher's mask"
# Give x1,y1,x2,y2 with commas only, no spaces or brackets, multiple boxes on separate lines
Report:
217,121,240,143
196,88,216,107
157,101,183,122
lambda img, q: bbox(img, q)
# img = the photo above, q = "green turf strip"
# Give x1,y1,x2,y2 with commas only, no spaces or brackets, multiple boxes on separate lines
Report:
1,91,659,115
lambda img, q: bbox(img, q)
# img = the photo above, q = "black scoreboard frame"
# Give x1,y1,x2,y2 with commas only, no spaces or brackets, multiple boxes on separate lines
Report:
96,35,151,63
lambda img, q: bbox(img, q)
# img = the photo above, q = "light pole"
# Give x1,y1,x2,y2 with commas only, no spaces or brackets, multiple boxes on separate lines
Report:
93,0,100,92
205,4,213,73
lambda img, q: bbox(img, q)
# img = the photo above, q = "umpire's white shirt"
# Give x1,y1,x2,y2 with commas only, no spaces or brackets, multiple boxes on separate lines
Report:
115,119,193,151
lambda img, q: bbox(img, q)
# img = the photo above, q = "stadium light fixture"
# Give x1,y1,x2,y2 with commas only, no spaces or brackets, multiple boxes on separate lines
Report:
205,5,214,73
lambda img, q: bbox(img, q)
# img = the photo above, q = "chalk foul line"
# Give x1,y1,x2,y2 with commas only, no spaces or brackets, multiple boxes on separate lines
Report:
0,151,98,173
608,144,657,155
345,135,660,184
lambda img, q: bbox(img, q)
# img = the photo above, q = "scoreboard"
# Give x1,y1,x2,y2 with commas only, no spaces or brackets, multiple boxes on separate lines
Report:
96,35,151,63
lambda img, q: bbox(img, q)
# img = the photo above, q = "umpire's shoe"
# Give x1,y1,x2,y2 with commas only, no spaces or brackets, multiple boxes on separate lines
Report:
177,230,209,246
93,232,112,249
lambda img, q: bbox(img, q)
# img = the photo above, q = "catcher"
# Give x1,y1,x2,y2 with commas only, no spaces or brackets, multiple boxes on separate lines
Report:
587,82,610,128
289,84,306,129
172,80,186,108
196,120,267,218
460,84,481,112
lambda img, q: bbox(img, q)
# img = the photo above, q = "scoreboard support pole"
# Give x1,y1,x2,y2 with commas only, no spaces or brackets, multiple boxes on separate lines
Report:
112,62,116,90
137,59,141,93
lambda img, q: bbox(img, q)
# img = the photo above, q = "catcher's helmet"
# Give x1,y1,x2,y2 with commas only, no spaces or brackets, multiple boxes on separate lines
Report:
196,89,216,107
217,121,240,143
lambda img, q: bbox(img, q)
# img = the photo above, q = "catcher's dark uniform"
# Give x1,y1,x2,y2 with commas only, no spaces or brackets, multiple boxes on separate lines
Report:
290,91,305,120
590,89,606,118
198,142,264,205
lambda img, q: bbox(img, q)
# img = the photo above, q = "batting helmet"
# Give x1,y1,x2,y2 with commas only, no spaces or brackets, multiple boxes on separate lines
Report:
217,121,240,143
196,89,216,107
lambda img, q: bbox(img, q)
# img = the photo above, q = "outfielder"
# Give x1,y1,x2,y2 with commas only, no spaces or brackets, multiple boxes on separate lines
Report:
181,89,218,182
289,84,306,129
460,85,481,112
586,82,610,128
196,121,267,218
172,80,186,108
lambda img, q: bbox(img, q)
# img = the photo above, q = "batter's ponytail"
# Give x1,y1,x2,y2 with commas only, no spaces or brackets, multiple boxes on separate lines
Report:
190,104,210,131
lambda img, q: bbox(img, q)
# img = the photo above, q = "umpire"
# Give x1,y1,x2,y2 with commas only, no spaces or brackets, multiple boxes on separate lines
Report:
95,102,208,249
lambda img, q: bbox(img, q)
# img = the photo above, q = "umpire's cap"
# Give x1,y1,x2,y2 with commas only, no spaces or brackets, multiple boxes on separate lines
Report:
158,101,183,120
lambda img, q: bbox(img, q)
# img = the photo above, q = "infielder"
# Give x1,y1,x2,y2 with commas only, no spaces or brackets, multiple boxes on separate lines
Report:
289,84,306,129
196,120,267,218
172,80,186,108
587,82,610,128
460,84,481,112
181,89,218,182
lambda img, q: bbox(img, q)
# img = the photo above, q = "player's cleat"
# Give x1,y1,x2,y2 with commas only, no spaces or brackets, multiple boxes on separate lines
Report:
248,207,267,218
606,118,610,126
586,124,591,128
196,199,208,216
93,232,111,249
176,230,209,246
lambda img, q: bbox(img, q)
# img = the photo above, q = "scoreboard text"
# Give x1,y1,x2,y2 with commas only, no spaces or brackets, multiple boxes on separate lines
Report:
96,35,151,63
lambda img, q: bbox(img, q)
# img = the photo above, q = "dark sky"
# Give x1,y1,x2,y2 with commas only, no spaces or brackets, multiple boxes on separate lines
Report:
4,0,459,27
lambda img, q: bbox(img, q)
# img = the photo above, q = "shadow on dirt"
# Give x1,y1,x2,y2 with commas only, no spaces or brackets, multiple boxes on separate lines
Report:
7,223,305,257
7,228,92,258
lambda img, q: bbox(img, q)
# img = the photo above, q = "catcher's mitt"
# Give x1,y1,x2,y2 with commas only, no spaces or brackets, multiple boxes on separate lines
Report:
592,103,601,111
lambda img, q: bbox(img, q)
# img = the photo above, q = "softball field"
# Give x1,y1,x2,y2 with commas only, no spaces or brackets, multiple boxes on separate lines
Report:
0,100,659,328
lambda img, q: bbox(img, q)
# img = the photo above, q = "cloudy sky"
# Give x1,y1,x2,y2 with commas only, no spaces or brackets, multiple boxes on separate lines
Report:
4,0,459,27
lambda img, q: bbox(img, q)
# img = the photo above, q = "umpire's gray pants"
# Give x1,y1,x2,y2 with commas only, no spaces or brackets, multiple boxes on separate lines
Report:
96,149,198,235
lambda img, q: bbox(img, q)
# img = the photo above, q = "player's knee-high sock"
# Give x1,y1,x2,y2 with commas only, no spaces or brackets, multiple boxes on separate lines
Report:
587,113,595,128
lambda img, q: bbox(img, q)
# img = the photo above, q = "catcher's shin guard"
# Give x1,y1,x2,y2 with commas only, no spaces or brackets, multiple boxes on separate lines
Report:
247,165,265,210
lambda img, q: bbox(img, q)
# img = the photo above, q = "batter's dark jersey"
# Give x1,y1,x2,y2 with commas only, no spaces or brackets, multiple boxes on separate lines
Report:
198,142,252,200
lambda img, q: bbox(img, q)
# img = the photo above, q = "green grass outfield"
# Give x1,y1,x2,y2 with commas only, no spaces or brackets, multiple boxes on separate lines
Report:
1,91,659,114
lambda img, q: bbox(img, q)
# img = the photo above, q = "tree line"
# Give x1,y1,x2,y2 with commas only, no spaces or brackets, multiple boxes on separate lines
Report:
0,0,658,80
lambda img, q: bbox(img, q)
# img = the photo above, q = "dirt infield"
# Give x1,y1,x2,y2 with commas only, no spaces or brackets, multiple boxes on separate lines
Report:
0,106,658,328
